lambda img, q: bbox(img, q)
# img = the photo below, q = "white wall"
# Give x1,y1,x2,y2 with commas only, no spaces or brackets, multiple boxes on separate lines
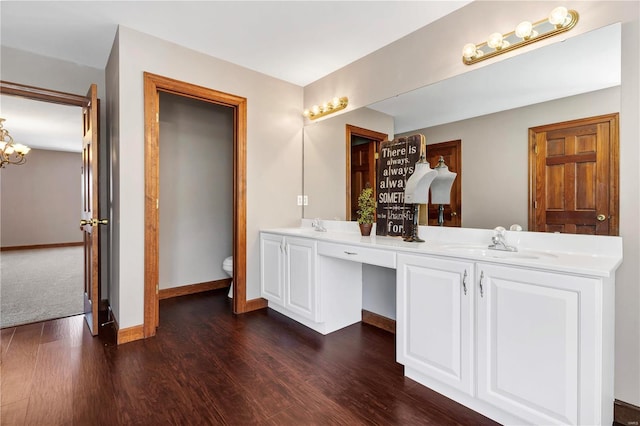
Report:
158,92,233,289
111,26,303,328
305,0,640,406
303,107,393,220
0,149,82,246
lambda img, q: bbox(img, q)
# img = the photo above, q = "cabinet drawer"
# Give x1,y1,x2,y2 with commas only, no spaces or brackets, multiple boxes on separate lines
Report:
318,242,396,268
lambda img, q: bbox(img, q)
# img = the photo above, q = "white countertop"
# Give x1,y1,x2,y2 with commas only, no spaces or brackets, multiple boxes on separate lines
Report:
262,221,623,278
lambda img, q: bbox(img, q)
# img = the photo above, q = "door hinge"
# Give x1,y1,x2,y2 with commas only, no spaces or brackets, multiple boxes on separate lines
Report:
534,201,538,209
533,144,538,154
374,152,379,160
156,284,159,294
156,198,159,209
156,112,159,123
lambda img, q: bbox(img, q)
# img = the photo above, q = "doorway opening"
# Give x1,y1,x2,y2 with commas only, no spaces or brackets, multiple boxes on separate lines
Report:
143,73,256,339
156,92,234,303
0,80,102,333
345,124,389,220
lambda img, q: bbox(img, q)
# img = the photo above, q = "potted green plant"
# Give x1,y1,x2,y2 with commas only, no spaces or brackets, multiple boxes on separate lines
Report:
357,186,376,236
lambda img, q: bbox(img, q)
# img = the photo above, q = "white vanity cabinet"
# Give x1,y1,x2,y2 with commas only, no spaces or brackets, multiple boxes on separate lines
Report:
260,233,319,322
397,255,613,425
476,263,609,426
261,225,620,425
396,253,475,396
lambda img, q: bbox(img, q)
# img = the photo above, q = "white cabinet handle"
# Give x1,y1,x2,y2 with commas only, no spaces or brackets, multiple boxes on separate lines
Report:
479,271,484,298
462,270,468,295
344,251,358,255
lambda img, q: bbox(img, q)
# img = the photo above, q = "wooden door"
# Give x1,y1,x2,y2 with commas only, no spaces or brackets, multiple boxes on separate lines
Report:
345,125,388,220
81,84,100,335
529,114,619,235
424,140,462,227
350,141,377,220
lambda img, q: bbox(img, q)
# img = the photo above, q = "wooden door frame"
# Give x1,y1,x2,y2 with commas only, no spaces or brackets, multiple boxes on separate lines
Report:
528,113,619,235
143,73,256,339
345,124,389,220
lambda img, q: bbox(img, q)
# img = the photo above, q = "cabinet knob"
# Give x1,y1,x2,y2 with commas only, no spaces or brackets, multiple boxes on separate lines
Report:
596,214,606,222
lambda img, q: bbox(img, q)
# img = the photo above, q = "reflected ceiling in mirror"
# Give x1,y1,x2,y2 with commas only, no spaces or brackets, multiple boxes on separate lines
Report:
368,23,620,134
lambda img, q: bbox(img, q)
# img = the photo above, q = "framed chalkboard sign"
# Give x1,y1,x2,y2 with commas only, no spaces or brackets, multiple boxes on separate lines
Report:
376,134,425,237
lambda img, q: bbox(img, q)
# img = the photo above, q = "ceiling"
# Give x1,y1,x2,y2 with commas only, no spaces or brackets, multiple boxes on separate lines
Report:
0,1,471,86
0,0,471,153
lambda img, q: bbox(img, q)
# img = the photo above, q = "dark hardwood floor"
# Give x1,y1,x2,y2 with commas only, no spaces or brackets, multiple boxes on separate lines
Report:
1,289,499,425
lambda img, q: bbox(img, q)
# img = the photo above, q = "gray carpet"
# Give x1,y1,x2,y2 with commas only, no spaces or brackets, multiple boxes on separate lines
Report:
0,246,83,328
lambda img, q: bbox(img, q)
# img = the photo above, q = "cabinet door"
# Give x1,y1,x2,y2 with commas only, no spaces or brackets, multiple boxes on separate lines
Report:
260,233,285,305
397,254,474,396
476,263,598,425
284,237,318,321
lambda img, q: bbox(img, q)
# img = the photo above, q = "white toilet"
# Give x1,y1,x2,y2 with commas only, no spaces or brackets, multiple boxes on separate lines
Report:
222,256,233,298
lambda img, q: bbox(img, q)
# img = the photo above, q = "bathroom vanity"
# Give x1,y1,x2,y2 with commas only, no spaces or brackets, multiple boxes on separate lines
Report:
259,221,622,425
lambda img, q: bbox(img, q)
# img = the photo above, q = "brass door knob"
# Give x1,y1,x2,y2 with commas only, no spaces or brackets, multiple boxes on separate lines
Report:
92,218,109,226
451,211,458,217
80,219,91,226
597,214,606,222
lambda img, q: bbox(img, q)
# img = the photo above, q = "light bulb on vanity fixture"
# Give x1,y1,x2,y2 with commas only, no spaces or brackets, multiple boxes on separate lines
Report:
462,6,578,65
303,96,348,120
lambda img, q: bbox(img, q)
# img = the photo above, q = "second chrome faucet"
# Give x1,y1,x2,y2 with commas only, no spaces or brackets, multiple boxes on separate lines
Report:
488,226,518,252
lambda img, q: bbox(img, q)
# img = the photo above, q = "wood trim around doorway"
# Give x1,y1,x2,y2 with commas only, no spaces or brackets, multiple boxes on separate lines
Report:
0,80,87,106
345,124,389,220
143,72,259,340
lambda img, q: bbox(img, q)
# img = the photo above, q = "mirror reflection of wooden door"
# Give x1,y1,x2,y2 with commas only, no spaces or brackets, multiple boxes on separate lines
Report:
81,84,100,335
423,140,462,227
346,125,388,220
528,113,619,235
350,141,377,220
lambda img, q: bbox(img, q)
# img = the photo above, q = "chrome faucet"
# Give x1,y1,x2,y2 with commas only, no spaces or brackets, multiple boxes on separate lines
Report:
488,226,517,252
312,218,327,232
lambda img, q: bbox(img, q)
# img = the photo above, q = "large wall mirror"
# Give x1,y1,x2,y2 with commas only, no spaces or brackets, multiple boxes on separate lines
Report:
302,23,621,230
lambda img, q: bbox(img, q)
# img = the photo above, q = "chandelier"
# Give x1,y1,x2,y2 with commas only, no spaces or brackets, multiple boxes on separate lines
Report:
0,118,31,168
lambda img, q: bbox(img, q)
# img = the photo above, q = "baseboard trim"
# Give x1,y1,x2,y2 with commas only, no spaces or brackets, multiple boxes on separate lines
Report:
0,242,83,251
362,309,396,334
242,297,268,312
615,399,640,425
117,324,145,345
158,278,231,300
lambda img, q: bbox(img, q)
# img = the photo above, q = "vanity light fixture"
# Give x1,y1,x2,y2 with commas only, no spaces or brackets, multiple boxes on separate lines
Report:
462,6,579,65
303,96,348,120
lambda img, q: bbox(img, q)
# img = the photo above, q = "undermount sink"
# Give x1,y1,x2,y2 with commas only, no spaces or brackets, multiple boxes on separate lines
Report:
439,244,558,260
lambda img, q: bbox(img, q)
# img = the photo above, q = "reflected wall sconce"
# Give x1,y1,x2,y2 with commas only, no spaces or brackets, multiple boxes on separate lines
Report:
303,96,348,120
0,118,31,168
462,6,579,65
